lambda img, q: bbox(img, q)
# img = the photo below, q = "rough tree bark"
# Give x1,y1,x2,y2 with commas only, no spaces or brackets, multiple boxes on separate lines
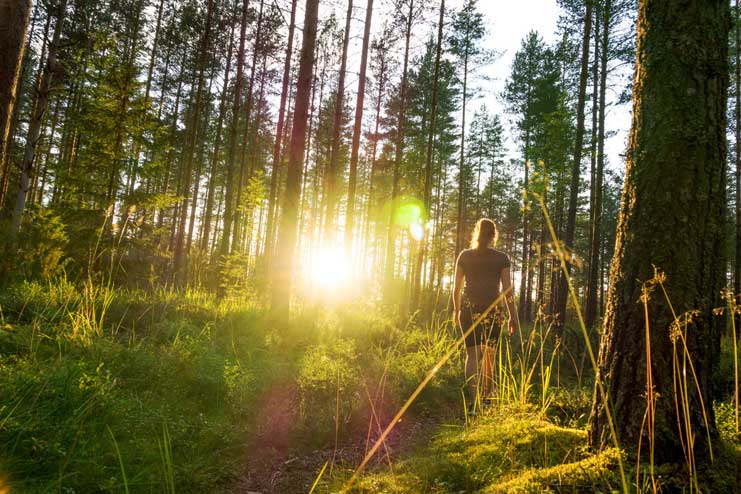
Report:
733,0,741,306
11,0,66,238
588,0,728,463
0,0,32,209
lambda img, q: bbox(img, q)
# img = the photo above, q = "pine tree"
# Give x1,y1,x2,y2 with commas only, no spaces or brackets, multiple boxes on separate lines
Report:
271,0,320,320
589,0,728,464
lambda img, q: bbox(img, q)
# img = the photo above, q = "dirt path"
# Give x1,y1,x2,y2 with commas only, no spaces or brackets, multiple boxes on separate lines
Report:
231,381,451,494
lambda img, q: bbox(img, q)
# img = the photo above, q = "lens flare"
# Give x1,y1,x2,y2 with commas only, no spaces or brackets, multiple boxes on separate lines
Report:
409,222,424,241
392,197,424,227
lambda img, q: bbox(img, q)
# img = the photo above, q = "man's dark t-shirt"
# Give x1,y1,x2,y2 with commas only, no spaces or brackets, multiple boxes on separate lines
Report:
456,247,511,310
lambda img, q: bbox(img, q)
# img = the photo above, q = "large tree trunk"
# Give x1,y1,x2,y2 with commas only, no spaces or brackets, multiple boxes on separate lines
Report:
555,0,593,328
233,0,264,252
518,128,530,322
0,0,32,206
270,0,319,320
344,0,373,255
11,0,65,238
588,0,728,465
362,43,387,271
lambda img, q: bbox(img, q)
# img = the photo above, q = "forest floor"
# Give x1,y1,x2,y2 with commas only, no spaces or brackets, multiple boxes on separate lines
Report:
233,379,445,494
1,281,740,493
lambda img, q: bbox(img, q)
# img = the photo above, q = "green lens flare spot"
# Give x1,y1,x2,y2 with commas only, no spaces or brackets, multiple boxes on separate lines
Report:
394,199,423,227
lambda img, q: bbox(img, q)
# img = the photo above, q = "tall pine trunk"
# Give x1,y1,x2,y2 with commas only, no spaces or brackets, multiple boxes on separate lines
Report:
344,0,373,254
411,0,444,310
233,0,264,251
324,0,353,240
201,24,235,252
585,0,611,329
271,0,320,321
172,0,215,283
733,0,741,308
0,0,32,207
555,0,593,328
384,0,414,290
11,0,66,237
264,0,298,268
589,0,728,463
220,0,250,256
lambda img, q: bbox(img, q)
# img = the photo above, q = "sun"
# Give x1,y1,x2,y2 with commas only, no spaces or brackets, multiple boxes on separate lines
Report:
308,246,351,289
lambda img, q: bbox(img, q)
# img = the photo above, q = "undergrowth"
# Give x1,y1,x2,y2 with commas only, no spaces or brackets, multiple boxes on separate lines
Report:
0,279,463,493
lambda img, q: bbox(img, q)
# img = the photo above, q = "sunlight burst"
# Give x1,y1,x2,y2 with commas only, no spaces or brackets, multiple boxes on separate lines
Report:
309,247,351,289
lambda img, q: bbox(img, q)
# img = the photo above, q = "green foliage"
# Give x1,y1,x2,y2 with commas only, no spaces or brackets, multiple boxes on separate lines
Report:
216,251,254,300
0,207,69,282
0,281,270,493
297,338,362,439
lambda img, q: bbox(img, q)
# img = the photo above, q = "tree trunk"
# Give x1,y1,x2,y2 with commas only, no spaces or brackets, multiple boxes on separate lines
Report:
172,0,215,283
385,0,414,290
127,0,166,203
411,0,443,310
344,0,373,255
556,0,593,328
201,24,235,253
11,0,65,238
732,0,741,308
220,0,250,256
0,0,32,206
324,0,353,241
264,0,298,268
518,129,530,321
271,0,319,321
586,0,611,329
455,48,469,257
588,0,728,465
233,0,264,252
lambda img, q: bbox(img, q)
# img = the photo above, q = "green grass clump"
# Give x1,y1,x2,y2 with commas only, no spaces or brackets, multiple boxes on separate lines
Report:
0,280,274,493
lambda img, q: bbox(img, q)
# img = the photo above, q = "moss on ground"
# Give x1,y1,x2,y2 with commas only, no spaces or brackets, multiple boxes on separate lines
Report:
338,409,624,494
